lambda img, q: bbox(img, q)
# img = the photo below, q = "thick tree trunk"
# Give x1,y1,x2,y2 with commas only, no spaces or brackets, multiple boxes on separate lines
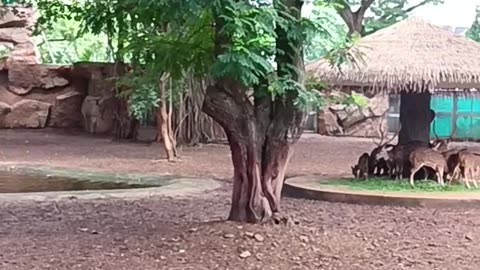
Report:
203,82,295,223
399,92,433,146
227,134,292,222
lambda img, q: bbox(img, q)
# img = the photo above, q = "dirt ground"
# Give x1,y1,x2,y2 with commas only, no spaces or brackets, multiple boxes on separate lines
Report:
2,129,480,269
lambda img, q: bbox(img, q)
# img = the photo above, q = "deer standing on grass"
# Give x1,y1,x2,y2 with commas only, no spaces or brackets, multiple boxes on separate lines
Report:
369,118,399,177
352,153,370,180
453,150,480,189
409,147,448,187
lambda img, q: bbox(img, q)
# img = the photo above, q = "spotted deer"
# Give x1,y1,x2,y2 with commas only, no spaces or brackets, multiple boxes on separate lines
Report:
352,153,370,180
453,150,480,189
409,147,448,187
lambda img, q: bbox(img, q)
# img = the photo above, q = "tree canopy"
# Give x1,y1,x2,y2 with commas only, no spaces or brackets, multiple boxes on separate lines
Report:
332,0,444,36
467,6,480,42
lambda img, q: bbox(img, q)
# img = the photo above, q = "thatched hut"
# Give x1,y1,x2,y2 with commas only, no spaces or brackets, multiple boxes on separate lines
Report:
306,17,480,145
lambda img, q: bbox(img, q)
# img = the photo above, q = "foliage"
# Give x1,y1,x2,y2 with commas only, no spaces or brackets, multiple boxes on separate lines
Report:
303,1,347,61
323,177,477,192
305,76,368,107
31,0,357,117
467,6,480,42
363,0,444,35
32,17,111,64
0,43,12,58
334,0,444,36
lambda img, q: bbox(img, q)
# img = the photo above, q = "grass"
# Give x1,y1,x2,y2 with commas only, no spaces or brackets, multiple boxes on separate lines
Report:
321,177,480,192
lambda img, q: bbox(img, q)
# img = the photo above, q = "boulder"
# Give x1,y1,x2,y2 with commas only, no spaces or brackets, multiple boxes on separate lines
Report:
341,106,368,128
344,117,386,137
317,108,343,136
7,64,70,95
0,7,32,28
2,99,51,128
369,94,389,117
9,41,38,64
0,28,30,44
318,92,390,138
48,90,84,128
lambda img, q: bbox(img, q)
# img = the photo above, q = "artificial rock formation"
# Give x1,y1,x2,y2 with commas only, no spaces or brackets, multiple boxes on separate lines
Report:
317,93,389,137
0,6,87,130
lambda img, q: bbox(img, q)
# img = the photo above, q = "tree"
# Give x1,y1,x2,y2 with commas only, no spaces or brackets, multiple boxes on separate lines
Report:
467,6,480,42
33,0,345,223
333,0,444,36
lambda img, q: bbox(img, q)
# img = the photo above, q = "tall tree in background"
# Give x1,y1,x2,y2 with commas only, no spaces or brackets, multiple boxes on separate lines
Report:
467,6,480,42
333,0,444,36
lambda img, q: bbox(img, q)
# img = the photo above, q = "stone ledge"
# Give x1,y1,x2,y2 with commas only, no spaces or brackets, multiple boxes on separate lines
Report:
283,175,480,208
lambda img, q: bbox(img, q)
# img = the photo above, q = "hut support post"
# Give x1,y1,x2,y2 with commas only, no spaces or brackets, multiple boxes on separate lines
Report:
398,92,432,145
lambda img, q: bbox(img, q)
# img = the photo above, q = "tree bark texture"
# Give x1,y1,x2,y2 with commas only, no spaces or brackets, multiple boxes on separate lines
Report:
203,0,305,223
399,92,433,146
203,80,297,223
157,75,177,161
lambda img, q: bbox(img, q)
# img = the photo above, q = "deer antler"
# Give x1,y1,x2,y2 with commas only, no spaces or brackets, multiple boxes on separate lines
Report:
447,124,457,141
373,117,386,146
432,123,440,141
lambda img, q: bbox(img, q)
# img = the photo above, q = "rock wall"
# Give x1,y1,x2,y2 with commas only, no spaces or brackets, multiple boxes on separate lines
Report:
0,6,92,130
317,94,389,138
0,63,87,129
0,5,38,65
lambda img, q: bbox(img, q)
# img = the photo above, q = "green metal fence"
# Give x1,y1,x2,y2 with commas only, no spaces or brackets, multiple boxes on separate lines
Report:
388,93,480,140
430,93,480,140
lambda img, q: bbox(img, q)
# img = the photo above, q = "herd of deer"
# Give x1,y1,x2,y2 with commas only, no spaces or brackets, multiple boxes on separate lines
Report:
351,122,480,189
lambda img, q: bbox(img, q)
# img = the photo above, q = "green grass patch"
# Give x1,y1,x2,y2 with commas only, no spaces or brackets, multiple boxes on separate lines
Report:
321,177,478,192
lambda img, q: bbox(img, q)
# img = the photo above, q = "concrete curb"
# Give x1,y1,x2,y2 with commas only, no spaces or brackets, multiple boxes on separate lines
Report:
283,176,480,208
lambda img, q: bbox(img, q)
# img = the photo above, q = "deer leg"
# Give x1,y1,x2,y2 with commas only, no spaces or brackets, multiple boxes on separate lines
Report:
473,168,479,189
410,163,423,187
92,117,97,134
83,117,90,133
396,164,403,181
449,165,459,185
422,167,429,181
437,167,445,186
464,168,472,189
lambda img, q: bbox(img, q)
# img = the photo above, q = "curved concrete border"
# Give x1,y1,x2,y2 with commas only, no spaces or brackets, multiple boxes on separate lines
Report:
0,163,222,201
283,175,480,208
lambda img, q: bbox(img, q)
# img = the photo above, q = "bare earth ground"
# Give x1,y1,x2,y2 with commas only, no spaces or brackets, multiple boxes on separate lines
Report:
2,129,480,269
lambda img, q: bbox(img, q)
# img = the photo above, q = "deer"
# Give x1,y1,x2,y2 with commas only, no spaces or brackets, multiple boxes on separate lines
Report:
452,150,480,189
409,147,448,187
352,152,370,180
369,118,399,177
81,95,109,134
441,148,468,184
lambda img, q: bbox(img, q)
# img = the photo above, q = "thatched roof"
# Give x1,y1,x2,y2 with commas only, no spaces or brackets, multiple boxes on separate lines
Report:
306,17,480,92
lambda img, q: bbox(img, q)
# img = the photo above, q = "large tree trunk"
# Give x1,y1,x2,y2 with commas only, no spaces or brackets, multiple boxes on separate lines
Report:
398,92,433,146
203,81,297,223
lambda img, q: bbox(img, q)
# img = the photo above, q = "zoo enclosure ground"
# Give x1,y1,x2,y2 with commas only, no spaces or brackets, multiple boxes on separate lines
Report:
2,129,480,269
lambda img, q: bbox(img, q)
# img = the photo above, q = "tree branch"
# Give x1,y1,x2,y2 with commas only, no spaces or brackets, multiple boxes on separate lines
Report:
404,0,431,13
